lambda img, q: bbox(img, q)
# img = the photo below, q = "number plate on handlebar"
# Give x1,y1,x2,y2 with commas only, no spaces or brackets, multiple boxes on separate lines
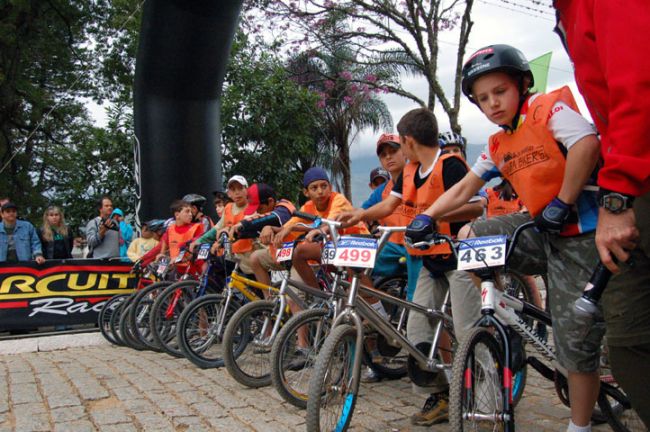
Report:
321,236,377,268
457,235,507,270
275,242,294,262
197,244,211,260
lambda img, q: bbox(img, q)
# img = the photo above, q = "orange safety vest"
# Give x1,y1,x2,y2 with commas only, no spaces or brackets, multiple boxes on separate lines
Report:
402,153,465,256
223,203,254,254
489,86,579,217
300,192,368,236
485,188,523,218
168,223,202,260
379,179,413,245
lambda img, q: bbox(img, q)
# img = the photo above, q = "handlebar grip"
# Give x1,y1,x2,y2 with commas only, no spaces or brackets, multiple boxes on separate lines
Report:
292,210,318,222
581,261,612,303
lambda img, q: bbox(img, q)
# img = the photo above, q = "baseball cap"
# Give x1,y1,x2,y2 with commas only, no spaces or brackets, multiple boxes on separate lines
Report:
1,202,17,211
111,208,124,217
303,167,330,188
369,167,390,183
245,183,276,215
376,133,401,155
227,175,248,189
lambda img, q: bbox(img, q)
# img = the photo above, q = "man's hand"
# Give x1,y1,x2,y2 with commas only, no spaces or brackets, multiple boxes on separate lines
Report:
405,214,435,246
35,255,45,265
595,208,639,273
210,241,220,255
534,197,570,234
336,209,364,227
189,241,198,253
259,226,274,245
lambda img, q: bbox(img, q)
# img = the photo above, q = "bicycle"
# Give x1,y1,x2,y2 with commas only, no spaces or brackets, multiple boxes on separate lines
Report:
424,220,640,431
270,221,408,409
305,224,457,432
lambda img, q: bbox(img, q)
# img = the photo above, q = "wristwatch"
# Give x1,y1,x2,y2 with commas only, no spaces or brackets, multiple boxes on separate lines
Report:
598,189,635,213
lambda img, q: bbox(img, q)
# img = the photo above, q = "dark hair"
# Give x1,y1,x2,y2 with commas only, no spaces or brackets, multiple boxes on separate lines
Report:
396,108,439,147
170,199,191,215
97,195,112,210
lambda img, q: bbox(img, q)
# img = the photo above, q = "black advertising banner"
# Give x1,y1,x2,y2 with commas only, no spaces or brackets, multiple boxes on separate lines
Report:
0,259,136,330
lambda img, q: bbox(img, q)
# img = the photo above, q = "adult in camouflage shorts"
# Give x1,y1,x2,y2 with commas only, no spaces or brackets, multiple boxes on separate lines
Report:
464,212,605,373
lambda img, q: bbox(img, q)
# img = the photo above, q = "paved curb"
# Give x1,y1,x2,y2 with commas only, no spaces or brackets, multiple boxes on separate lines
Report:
0,332,108,355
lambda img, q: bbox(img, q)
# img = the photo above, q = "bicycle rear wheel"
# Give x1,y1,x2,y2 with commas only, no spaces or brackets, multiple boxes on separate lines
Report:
223,300,279,388
271,308,332,408
449,326,513,432
306,324,361,432
149,280,201,356
176,294,240,369
128,281,173,351
98,294,128,346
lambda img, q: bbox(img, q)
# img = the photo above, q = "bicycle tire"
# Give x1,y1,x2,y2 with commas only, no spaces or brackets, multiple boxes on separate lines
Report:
271,308,332,408
176,294,241,369
128,280,173,351
109,293,132,347
223,300,279,388
119,303,146,350
306,324,361,432
449,326,514,432
98,294,129,346
149,280,201,356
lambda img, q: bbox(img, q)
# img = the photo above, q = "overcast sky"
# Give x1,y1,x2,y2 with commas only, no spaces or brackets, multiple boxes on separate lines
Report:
349,0,590,160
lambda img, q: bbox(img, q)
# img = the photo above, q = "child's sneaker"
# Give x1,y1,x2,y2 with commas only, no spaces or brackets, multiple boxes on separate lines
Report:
410,392,449,426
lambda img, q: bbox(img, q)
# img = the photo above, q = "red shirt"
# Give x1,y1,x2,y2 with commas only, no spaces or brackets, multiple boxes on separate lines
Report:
555,0,650,196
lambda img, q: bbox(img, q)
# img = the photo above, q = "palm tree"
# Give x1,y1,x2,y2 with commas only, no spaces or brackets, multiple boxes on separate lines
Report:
288,27,394,200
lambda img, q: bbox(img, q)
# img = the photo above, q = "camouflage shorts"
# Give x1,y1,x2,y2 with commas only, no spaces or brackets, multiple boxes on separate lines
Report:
470,213,605,373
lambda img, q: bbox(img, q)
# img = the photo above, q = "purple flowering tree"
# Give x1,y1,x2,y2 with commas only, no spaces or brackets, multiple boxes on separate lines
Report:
244,0,475,134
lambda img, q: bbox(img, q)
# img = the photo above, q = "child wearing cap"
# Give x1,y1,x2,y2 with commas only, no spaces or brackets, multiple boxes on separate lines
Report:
368,167,389,190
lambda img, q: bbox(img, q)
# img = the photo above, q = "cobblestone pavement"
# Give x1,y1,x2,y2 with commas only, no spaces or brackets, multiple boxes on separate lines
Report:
0,344,614,432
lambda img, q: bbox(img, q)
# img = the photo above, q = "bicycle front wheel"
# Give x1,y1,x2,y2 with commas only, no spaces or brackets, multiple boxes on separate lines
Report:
306,324,361,432
223,300,279,388
449,326,513,432
176,294,239,369
271,308,332,408
149,280,200,356
98,294,129,346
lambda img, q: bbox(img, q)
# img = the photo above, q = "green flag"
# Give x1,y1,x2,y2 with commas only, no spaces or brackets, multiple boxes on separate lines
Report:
529,51,553,93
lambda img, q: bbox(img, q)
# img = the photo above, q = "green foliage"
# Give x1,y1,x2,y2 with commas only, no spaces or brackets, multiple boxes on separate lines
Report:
221,33,325,203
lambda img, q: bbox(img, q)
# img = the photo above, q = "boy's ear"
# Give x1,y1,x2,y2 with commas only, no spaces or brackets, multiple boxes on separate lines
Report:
302,188,309,198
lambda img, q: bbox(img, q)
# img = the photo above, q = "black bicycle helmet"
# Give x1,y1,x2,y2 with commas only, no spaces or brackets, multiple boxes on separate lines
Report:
461,44,534,103
146,219,166,234
182,193,207,210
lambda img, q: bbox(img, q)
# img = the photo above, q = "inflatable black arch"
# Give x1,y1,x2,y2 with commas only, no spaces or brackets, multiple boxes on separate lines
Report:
134,0,243,221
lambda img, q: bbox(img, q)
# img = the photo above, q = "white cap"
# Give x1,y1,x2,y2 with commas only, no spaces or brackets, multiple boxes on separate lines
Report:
227,175,248,188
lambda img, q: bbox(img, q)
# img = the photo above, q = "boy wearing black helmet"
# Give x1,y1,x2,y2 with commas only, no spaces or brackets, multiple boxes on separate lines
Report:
182,193,213,232
415,44,602,431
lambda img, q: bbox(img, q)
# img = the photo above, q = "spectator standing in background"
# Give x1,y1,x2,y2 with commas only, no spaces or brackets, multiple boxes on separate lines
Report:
85,196,120,259
111,208,133,258
126,220,159,262
0,202,45,264
38,205,73,259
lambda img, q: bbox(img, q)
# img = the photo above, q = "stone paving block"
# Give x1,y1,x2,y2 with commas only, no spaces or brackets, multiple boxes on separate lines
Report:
111,385,142,401
50,405,87,423
98,422,138,432
88,397,131,425
9,371,36,384
14,411,50,431
131,411,175,430
190,402,227,418
44,391,83,409
53,420,96,432
121,397,156,414
10,382,42,404
205,415,253,430
176,390,206,405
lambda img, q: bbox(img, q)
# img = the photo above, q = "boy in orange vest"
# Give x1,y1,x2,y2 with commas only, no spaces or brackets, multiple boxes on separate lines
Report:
339,110,483,425
150,200,203,269
420,45,602,432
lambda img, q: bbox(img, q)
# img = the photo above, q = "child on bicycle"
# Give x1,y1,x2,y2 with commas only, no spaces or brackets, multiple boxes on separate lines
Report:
415,44,602,432
126,220,160,262
438,131,467,160
339,110,484,426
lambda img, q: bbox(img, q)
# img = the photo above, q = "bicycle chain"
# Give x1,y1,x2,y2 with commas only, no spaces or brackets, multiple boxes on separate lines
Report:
509,313,555,362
